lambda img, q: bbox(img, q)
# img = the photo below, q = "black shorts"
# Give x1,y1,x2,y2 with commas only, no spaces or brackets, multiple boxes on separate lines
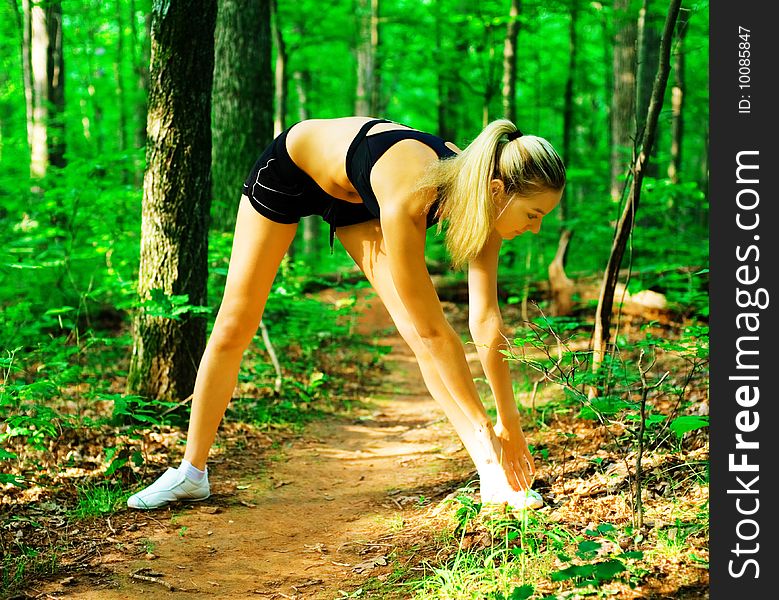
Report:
242,123,376,253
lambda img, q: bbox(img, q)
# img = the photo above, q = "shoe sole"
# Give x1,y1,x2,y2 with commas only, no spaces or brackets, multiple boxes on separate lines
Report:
128,493,211,510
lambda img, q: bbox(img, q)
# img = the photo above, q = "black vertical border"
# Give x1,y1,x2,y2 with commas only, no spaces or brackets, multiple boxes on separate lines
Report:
710,1,777,597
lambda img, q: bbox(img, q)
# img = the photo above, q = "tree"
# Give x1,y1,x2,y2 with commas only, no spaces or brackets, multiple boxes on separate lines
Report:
501,0,520,124
608,0,637,203
589,0,683,397
211,0,273,233
271,0,287,135
129,0,151,184
355,0,381,116
667,7,689,183
21,0,64,178
635,0,663,178
113,0,127,161
127,0,218,402
435,0,468,141
548,0,579,317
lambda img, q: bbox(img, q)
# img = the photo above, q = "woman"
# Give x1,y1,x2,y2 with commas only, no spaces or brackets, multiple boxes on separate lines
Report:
127,116,565,511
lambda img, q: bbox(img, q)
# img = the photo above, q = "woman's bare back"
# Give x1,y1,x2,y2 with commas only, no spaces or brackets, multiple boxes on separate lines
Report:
285,117,459,208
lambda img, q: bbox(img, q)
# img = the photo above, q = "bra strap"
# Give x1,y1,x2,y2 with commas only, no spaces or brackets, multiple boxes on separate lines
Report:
344,119,394,188
324,119,393,253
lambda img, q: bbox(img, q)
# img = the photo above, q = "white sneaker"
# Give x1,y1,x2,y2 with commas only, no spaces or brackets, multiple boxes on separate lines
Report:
482,488,544,511
127,467,210,510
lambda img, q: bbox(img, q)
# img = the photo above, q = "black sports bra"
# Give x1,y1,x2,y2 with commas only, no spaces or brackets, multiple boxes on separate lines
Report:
345,118,457,227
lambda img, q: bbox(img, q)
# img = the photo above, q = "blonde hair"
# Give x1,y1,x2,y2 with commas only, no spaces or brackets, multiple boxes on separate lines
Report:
415,119,566,270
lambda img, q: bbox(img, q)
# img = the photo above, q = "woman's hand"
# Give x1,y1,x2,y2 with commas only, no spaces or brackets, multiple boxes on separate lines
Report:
494,419,536,491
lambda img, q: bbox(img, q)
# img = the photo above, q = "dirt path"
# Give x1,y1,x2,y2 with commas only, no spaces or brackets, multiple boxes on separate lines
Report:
49,291,478,599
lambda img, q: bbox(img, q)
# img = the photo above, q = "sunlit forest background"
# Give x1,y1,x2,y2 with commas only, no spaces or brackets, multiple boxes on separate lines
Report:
1,0,709,597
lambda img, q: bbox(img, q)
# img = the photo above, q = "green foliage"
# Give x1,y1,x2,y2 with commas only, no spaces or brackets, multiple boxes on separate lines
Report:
139,289,212,321
549,523,645,590
491,584,534,600
505,314,708,455
71,481,127,518
669,414,709,437
0,1,710,595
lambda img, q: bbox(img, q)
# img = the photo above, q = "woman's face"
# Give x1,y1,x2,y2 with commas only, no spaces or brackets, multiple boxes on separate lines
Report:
492,181,562,240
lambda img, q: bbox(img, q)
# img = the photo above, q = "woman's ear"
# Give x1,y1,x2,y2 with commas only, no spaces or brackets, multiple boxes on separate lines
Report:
490,178,505,198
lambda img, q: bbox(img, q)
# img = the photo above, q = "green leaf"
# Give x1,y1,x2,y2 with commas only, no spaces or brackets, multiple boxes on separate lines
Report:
550,563,596,581
510,584,534,599
0,447,18,460
594,558,626,580
0,473,25,487
43,305,76,316
669,415,709,437
597,523,616,534
576,540,601,559
105,456,128,477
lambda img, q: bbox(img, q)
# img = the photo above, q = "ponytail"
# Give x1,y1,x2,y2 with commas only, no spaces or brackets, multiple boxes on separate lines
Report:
414,119,565,270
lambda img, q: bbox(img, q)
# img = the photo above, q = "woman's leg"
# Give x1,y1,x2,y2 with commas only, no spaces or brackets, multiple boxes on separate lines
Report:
182,195,298,469
335,220,519,499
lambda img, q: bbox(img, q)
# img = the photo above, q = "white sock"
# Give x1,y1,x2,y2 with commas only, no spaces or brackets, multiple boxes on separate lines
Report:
179,458,207,482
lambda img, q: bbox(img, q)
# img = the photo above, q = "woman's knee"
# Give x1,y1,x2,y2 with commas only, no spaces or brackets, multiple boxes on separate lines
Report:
396,321,431,359
208,310,260,352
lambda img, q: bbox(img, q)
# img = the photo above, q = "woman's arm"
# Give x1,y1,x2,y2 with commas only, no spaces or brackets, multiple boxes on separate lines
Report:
378,203,496,441
468,230,535,487
466,230,520,424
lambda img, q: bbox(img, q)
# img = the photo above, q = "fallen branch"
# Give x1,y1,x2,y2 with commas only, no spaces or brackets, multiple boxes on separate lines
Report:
260,319,283,395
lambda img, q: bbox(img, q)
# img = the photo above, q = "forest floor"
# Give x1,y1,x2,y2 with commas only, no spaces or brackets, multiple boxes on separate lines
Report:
6,286,709,599
18,289,482,599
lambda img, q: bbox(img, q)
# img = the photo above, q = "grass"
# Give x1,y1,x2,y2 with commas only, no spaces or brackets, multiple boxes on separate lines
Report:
390,496,660,600
1,543,60,595
70,481,127,519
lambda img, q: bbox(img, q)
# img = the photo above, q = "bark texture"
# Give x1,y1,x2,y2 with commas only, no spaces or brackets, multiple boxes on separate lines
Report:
667,7,689,183
501,0,521,123
608,0,637,203
211,0,273,232
271,0,287,136
127,0,218,402
355,0,380,116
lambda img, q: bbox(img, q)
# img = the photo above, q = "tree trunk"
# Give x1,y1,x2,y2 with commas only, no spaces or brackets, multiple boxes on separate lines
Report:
608,0,637,203
212,0,273,233
589,0,682,397
667,7,689,183
114,0,128,168
501,0,520,123
130,0,151,185
355,0,380,116
127,0,218,402
28,0,48,178
635,0,661,178
19,0,34,162
46,0,65,169
370,0,381,115
435,0,447,136
482,24,500,127
436,0,468,141
548,229,575,316
271,0,287,136
84,20,103,155
560,0,579,224
293,69,319,259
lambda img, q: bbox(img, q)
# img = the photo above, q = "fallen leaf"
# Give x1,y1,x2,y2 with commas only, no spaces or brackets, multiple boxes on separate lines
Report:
352,555,388,573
